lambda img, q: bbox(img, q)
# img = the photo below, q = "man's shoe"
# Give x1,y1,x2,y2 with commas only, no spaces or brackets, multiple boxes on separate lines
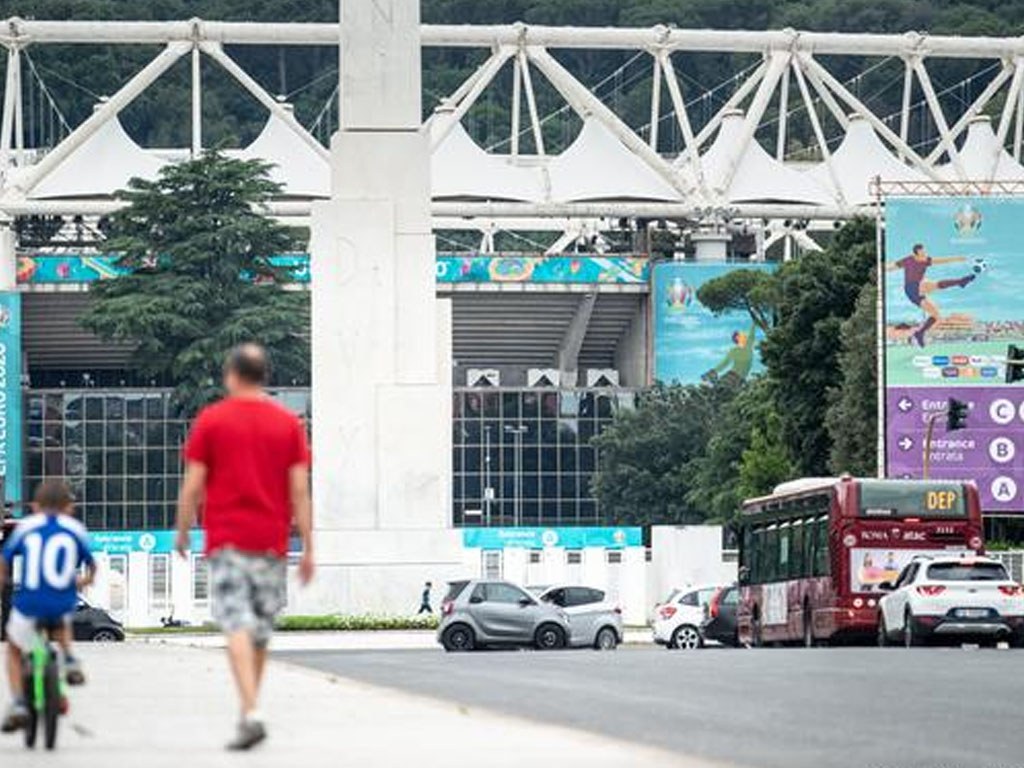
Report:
226,719,267,751
65,657,86,686
1,702,29,733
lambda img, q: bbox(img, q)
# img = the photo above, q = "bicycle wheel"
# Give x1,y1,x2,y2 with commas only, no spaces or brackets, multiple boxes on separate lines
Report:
43,654,60,750
22,666,38,749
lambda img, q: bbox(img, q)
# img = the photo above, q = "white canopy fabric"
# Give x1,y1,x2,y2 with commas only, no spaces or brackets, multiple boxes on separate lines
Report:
807,115,924,205
547,117,680,202
239,114,330,197
430,121,545,201
940,116,1024,181
31,116,166,199
683,109,832,205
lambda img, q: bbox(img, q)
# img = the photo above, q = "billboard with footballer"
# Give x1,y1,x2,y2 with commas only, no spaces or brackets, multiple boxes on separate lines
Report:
885,197,1024,512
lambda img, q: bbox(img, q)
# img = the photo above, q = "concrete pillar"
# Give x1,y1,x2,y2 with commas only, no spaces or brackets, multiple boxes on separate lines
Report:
303,1,461,615
0,223,15,292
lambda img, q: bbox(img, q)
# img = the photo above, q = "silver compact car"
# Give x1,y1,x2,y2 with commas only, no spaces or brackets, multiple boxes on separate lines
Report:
438,579,572,652
530,585,623,650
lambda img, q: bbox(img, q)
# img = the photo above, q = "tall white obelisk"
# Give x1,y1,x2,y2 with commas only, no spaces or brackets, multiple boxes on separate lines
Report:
303,0,459,613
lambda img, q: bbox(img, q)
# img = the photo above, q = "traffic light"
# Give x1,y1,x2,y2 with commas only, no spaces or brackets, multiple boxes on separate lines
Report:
947,398,969,432
1007,344,1024,383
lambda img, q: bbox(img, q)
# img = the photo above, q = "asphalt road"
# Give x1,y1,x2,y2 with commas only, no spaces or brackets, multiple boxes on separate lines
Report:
279,645,1024,768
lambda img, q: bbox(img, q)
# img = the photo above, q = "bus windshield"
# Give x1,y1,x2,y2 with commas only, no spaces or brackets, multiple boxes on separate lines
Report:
858,480,966,518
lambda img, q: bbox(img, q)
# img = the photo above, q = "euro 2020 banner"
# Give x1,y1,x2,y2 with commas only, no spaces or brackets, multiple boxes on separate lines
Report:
652,262,775,385
885,197,1024,511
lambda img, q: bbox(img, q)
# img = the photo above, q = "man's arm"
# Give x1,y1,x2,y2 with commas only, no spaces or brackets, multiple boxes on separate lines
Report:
931,256,966,264
175,461,207,558
289,464,314,585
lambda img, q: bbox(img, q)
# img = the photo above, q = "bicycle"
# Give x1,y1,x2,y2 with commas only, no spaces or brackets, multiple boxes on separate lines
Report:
20,620,67,750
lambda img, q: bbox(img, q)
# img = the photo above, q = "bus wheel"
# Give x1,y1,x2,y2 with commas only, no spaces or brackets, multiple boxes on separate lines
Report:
751,610,764,648
802,604,814,648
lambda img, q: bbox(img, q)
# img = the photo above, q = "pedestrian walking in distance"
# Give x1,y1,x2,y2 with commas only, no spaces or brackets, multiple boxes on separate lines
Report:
175,343,314,751
418,581,433,614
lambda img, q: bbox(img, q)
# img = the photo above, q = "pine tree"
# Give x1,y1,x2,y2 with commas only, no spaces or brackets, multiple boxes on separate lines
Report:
80,150,309,415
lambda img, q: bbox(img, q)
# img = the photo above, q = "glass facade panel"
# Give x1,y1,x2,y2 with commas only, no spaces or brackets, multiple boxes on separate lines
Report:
450,387,635,527
23,388,312,531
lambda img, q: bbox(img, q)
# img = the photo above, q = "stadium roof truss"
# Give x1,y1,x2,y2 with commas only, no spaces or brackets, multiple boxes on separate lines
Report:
3,19,1024,249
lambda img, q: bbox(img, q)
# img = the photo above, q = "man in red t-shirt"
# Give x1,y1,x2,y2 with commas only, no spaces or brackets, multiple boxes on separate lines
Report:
174,343,313,751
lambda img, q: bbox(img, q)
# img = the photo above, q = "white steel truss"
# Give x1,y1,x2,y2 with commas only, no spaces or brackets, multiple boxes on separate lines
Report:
3,19,1024,246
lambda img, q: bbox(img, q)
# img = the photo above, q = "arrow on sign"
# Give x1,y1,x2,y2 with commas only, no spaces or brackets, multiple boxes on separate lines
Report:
897,397,913,413
898,436,914,451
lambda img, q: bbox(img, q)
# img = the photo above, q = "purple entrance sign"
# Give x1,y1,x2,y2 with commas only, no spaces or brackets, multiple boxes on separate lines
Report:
886,387,1024,511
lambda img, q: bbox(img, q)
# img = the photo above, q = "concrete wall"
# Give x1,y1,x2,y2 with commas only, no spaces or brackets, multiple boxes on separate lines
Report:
649,525,737,618
614,297,649,387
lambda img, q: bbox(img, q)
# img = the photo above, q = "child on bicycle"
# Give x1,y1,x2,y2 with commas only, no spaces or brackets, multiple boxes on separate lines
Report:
1,479,95,732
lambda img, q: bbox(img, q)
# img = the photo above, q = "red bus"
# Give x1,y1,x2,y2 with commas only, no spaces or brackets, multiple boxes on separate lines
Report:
736,476,984,646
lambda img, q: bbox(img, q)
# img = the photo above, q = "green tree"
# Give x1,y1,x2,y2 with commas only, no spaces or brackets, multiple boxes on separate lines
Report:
686,376,794,521
760,218,876,475
591,382,736,525
696,268,777,333
80,151,309,415
826,276,878,476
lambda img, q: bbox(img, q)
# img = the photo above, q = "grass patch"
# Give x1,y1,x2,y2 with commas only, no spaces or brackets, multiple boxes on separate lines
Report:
128,614,439,635
276,614,439,632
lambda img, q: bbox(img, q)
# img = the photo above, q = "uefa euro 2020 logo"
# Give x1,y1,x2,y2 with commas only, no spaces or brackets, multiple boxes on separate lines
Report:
952,204,982,238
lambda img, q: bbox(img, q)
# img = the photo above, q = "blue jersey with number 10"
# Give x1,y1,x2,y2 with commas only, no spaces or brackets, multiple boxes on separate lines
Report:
2,513,94,619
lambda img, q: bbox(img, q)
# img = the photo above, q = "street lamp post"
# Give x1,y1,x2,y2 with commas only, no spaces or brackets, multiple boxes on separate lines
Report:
483,425,493,527
505,425,528,527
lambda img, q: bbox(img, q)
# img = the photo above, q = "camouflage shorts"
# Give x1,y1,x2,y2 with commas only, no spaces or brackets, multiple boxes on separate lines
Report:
210,549,287,648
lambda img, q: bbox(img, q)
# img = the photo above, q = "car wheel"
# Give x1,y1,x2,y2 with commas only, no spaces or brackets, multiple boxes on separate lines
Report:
594,627,618,651
802,604,814,648
91,628,121,643
671,624,702,650
534,623,567,651
877,616,890,647
903,609,920,648
441,624,475,652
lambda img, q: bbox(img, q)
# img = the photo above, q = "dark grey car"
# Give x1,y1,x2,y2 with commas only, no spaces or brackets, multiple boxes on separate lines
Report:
437,579,572,652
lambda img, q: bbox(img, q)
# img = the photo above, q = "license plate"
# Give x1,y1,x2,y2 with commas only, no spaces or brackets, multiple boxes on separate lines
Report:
956,608,990,619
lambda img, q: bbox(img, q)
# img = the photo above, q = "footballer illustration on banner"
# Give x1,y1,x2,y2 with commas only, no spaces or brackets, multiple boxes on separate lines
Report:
884,197,1024,512
652,262,775,385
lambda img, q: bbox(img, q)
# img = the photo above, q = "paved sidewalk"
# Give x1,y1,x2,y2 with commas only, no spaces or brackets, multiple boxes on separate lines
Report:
143,627,654,651
0,642,714,767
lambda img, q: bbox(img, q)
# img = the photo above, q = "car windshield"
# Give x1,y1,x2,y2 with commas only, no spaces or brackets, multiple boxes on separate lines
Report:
926,563,1009,581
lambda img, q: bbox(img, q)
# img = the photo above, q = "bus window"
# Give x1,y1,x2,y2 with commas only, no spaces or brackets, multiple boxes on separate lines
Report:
813,517,829,576
790,521,804,579
750,527,763,584
778,523,791,579
765,526,779,582
802,517,815,578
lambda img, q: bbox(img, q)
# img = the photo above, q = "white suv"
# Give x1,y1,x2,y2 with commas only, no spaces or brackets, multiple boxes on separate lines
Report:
877,556,1024,647
652,585,720,650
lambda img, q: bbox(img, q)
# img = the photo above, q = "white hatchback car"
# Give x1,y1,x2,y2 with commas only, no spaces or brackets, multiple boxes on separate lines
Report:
877,556,1024,647
652,584,721,650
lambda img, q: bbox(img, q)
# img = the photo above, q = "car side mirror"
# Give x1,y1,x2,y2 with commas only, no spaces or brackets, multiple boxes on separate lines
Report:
469,595,484,604
518,597,533,607
877,581,894,592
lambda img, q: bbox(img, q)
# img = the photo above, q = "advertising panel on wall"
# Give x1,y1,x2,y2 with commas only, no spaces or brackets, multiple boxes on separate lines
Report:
16,253,650,287
884,196,1024,512
0,292,21,503
652,261,775,385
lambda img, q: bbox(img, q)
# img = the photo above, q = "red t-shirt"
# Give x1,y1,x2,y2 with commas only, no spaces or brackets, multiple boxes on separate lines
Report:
184,396,310,557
